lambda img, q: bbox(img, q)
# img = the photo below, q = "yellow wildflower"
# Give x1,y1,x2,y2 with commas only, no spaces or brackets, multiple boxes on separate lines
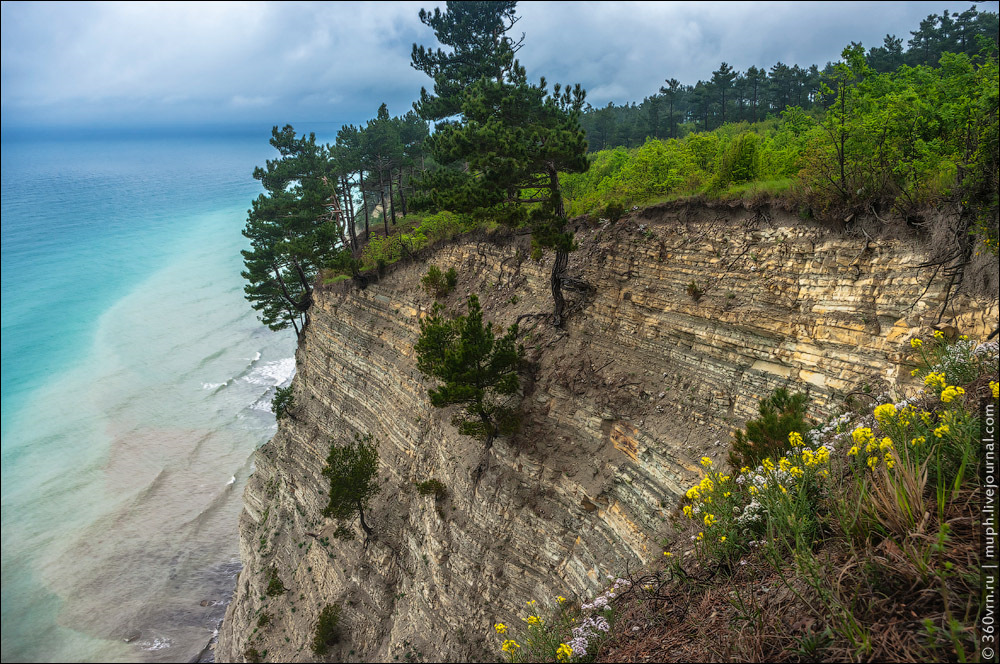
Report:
788,431,804,447
524,615,542,625
879,437,894,451
848,445,859,456
991,381,999,399
910,338,923,348
940,385,965,403
700,456,713,468
934,424,950,438
720,536,727,543
740,466,751,474
664,551,673,557
780,485,788,494
501,640,520,654
749,486,759,495
959,334,969,341
762,458,775,472
704,513,717,527
686,487,700,501
911,436,926,446
873,403,897,423
696,532,704,541
885,452,895,470
557,596,566,604
556,643,573,662
683,505,694,518
867,456,878,470
779,457,792,472
924,372,947,391
495,623,507,634
910,368,920,376
933,330,944,339
723,491,731,497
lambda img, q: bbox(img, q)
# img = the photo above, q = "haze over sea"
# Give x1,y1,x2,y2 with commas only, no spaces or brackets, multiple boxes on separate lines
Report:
0,127,334,662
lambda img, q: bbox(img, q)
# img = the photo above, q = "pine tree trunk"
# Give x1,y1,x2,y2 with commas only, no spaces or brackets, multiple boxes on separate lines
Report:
378,169,389,236
397,170,407,215
387,168,397,225
358,170,370,241
357,502,373,540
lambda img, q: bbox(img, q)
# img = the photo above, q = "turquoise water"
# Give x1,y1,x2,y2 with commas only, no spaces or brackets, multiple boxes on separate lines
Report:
1,132,299,662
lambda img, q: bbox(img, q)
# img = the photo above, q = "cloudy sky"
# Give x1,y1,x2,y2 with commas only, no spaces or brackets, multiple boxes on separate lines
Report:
1,1,993,132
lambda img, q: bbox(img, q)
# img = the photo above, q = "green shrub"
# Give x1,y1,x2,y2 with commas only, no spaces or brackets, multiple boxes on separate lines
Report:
415,479,448,500
603,201,625,220
728,388,810,469
257,612,271,628
271,385,295,420
244,647,262,663
312,604,342,656
714,132,761,188
421,265,458,298
265,566,284,597
685,280,703,301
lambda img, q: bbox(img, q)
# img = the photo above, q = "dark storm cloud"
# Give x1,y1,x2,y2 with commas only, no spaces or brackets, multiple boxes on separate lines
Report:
0,1,992,129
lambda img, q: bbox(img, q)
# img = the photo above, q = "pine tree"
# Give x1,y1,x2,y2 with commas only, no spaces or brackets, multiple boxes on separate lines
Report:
241,126,340,340
414,295,522,450
410,1,523,121
322,433,380,540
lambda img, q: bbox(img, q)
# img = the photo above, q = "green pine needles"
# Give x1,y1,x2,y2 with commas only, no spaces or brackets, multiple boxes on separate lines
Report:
415,294,523,450
322,434,380,540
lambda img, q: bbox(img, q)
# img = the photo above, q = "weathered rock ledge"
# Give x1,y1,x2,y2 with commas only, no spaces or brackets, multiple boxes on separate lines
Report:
218,206,997,662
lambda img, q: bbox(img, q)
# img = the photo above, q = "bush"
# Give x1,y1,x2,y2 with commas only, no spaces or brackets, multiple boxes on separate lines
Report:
271,385,295,420
244,647,262,663
415,478,448,500
728,388,810,469
312,604,342,656
685,280,703,301
265,566,285,597
421,265,458,298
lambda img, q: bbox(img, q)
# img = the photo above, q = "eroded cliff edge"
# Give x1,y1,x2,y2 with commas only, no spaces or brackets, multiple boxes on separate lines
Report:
217,206,997,662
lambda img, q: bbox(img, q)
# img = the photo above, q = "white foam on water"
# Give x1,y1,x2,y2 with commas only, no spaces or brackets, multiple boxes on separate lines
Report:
201,381,228,390
226,476,236,486
242,357,296,387
139,637,172,652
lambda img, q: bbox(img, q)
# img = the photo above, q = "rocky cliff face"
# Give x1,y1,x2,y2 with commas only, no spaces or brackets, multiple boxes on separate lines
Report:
217,205,997,662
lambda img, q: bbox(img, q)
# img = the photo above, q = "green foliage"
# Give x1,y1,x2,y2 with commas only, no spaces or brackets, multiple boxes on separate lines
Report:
257,612,271,628
713,132,761,188
265,566,284,597
270,385,295,420
322,434,380,538
244,647,262,663
729,388,810,469
415,294,523,447
415,478,448,500
311,604,342,656
685,280,703,301
421,265,458,298
414,2,589,323
411,1,521,122
241,126,340,339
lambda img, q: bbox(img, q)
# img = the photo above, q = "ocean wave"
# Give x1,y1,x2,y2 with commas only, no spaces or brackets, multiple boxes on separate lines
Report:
200,350,265,392
242,357,295,388
138,637,172,652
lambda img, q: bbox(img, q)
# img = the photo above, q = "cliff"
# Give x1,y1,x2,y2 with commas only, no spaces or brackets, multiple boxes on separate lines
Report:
217,205,997,662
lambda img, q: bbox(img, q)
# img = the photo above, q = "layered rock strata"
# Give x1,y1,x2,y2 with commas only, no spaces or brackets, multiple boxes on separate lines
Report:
218,206,997,662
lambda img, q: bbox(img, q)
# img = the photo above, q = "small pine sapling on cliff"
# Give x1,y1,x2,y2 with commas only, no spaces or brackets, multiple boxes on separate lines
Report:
271,385,295,420
728,387,811,469
421,264,458,298
415,294,523,450
311,604,342,656
322,434,380,541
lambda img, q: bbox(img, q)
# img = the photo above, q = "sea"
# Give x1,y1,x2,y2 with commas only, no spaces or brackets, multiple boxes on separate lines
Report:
0,126,329,662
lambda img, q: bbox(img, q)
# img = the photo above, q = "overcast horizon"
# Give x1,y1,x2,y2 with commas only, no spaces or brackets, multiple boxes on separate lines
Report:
2,0,997,134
